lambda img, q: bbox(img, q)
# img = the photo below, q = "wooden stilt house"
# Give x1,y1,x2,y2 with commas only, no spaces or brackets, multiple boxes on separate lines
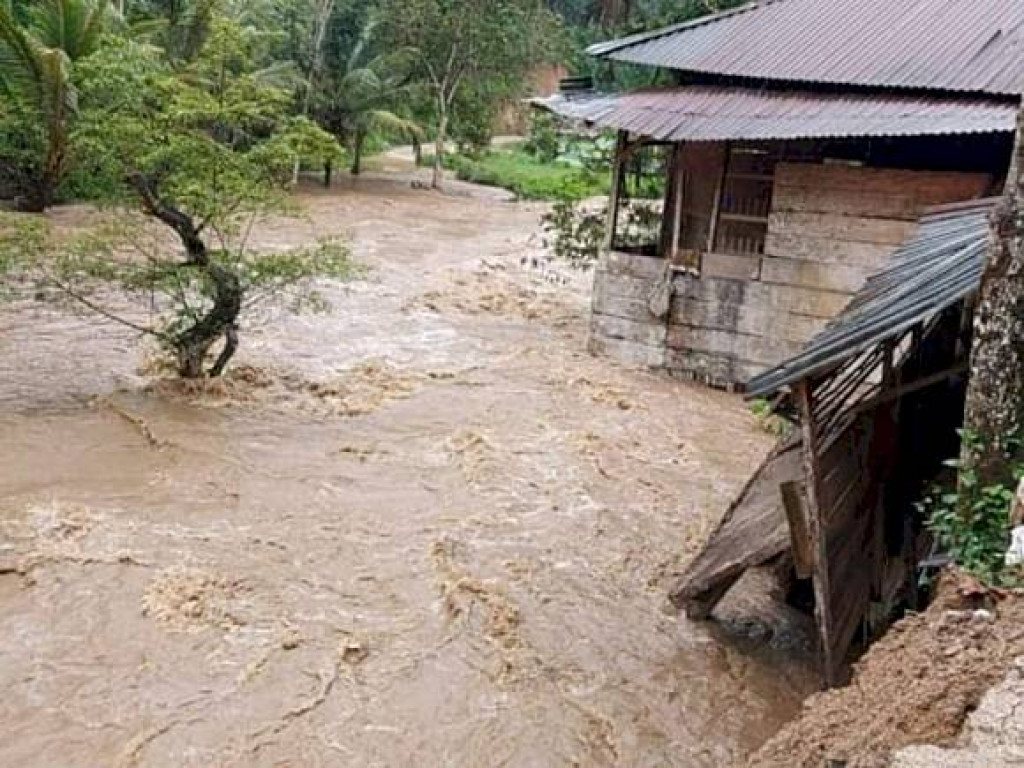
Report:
537,0,1022,388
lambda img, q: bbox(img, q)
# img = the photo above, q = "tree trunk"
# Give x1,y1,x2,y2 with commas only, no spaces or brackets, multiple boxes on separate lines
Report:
432,109,448,190
174,258,242,379
351,131,364,176
412,135,422,167
324,158,332,188
128,173,243,379
960,106,1024,496
293,0,335,185
598,0,633,26
17,141,63,213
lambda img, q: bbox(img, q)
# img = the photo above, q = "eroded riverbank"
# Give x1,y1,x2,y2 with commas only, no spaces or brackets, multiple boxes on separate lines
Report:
0,172,816,767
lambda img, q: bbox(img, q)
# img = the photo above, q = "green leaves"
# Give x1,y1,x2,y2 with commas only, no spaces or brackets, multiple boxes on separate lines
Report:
0,0,114,208
73,17,340,220
922,430,1024,586
33,8,351,377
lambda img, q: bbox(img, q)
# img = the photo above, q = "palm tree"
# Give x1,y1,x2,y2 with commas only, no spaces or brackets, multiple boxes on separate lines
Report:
317,20,423,179
0,0,112,211
126,0,216,63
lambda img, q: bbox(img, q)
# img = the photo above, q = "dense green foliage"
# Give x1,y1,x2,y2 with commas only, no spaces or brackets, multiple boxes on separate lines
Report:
0,0,731,208
447,148,608,201
374,0,561,187
0,0,734,376
0,0,114,210
3,7,354,378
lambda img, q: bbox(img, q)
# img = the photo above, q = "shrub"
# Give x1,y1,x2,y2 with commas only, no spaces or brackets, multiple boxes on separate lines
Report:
448,149,607,200
523,112,560,163
541,194,606,268
919,430,1024,585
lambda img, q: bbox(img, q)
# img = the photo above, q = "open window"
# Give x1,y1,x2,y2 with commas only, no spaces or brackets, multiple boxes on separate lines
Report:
713,146,776,256
607,139,671,256
606,137,779,273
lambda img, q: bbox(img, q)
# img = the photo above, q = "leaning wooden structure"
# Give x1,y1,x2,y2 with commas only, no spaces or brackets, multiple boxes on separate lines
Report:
536,0,1021,389
673,199,996,685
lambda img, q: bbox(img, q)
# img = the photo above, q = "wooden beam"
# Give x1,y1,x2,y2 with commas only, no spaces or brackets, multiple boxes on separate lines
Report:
684,571,744,620
796,378,838,688
780,481,814,579
853,363,970,416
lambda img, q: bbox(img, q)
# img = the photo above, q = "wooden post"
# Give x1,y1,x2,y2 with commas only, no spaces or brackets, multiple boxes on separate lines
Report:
658,143,686,261
706,142,730,255
781,481,814,579
796,378,838,687
605,131,628,253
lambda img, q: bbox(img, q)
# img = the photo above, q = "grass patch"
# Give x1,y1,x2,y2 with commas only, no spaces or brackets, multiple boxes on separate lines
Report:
429,149,609,201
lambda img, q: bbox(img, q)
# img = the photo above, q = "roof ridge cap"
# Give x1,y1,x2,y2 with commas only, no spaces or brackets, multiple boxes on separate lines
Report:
587,0,792,58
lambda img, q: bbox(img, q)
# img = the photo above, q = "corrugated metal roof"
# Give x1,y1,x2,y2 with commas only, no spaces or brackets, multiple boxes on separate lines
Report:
532,86,1017,142
589,0,1024,97
746,198,997,397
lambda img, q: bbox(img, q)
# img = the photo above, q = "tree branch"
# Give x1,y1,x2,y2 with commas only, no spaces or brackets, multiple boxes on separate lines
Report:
43,272,164,339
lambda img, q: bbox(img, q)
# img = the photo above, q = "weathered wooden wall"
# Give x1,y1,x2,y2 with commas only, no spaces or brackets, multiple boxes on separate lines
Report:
815,414,883,671
589,157,992,387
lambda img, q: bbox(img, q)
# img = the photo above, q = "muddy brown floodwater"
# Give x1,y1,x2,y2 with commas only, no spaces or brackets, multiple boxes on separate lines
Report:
0,168,817,768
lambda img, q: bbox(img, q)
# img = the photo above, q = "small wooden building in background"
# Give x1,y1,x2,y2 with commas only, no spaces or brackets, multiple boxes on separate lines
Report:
537,0,1022,388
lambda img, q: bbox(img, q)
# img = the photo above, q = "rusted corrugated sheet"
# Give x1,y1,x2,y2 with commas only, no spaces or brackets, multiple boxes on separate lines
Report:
589,0,1024,97
533,85,1016,142
747,198,997,397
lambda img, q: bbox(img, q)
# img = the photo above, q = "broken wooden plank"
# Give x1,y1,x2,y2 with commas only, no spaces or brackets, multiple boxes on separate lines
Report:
670,434,803,617
780,481,814,579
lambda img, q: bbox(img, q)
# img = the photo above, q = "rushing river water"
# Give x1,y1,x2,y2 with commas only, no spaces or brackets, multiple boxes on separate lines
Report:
0,173,816,767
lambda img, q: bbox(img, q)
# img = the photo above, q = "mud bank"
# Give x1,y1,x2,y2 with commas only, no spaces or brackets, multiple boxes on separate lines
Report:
0,172,816,767
749,573,1024,768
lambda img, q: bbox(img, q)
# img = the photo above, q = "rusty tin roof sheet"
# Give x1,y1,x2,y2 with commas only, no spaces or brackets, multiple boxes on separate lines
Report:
533,86,1017,142
589,0,1024,97
747,198,997,397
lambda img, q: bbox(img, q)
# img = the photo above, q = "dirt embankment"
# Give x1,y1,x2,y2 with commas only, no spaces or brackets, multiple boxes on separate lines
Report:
749,572,1024,768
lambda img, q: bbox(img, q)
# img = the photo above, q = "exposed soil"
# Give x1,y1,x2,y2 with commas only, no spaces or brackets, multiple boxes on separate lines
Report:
749,571,1024,768
0,167,816,767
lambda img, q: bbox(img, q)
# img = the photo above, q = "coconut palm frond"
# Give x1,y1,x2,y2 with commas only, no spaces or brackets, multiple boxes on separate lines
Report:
367,109,424,140
36,45,74,119
78,0,113,57
337,65,380,94
0,2,45,101
250,60,302,91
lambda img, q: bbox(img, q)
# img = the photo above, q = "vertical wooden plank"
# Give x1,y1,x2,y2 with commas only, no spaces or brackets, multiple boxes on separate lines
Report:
706,142,731,255
659,144,680,258
605,131,628,252
671,143,686,260
796,378,837,687
780,481,814,579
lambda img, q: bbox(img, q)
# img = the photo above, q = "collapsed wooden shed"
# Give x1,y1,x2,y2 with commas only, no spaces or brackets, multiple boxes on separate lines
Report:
671,199,997,685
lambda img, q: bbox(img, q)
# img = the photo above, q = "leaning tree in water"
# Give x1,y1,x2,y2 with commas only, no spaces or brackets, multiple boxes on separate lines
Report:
46,18,349,379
